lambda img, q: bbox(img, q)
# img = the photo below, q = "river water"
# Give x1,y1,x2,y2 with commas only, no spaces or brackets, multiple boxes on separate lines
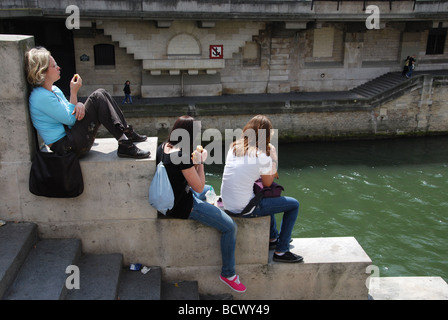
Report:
206,136,448,282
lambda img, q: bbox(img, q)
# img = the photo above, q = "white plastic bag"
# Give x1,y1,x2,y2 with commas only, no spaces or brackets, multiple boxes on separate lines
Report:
148,161,174,214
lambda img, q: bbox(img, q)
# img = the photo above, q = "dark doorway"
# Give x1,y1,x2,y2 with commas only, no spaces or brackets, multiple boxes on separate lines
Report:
0,18,76,96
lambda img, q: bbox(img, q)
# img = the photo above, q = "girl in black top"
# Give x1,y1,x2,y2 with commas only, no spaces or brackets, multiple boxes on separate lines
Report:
155,115,246,293
155,142,193,219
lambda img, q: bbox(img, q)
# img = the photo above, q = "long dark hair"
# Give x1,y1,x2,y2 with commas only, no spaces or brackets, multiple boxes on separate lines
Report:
167,115,200,154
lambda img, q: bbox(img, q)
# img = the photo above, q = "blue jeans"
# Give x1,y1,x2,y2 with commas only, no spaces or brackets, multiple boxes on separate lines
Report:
244,196,299,252
122,94,132,104
189,185,237,278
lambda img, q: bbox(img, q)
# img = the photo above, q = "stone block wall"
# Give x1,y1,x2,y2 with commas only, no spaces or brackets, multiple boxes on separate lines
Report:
64,16,448,98
74,33,142,97
2,0,448,98
430,79,448,132
71,16,447,98
104,74,448,143
0,35,35,217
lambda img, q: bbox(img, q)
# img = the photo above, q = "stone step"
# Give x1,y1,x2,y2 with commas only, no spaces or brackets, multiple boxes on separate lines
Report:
162,236,373,300
0,222,38,299
65,253,123,300
353,86,382,97
0,221,188,300
260,236,373,299
118,267,162,300
3,238,82,300
368,276,448,300
3,221,446,300
161,281,200,300
351,72,407,97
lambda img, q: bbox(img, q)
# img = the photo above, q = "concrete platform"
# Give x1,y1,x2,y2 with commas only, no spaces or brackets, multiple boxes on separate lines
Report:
118,267,162,300
369,276,448,300
271,236,372,264
164,236,372,300
161,281,200,300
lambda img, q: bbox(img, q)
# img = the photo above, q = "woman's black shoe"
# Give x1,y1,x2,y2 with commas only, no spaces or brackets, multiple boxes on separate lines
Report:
125,125,147,142
273,251,303,263
117,140,150,159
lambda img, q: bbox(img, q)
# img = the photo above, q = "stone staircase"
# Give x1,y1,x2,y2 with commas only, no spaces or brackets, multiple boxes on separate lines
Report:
4,220,447,300
350,69,448,100
0,222,205,300
350,72,407,99
1,220,377,300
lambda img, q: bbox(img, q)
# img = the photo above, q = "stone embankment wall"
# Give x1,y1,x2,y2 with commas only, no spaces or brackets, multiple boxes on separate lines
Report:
101,74,448,143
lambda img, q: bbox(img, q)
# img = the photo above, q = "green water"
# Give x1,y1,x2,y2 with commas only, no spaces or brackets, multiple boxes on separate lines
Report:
206,136,448,282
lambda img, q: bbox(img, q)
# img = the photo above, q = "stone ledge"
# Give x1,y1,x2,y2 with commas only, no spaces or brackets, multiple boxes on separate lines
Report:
143,59,224,71
19,138,158,223
35,215,271,267
81,137,156,163
164,236,372,300
3,1,441,21
270,237,372,264
368,276,448,300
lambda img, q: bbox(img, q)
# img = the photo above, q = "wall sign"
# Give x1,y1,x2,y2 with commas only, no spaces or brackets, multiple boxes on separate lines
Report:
209,45,223,59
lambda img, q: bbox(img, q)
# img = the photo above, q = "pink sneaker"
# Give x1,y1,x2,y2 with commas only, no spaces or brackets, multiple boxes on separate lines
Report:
219,274,247,293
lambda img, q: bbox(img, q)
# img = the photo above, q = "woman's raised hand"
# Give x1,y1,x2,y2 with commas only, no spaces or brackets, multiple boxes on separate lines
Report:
70,74,82,93
191,145,208,164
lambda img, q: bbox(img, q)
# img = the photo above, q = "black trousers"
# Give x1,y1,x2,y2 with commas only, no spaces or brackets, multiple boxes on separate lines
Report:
51,89,128,157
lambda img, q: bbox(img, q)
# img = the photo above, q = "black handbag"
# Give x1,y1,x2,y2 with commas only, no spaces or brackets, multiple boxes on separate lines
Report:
29,124,84,198
29,146,84,198
29,125,84,198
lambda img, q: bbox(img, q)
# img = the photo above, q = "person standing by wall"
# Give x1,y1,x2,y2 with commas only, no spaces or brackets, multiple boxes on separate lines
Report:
122,80,133,104
406,56,416,78
402,56,410,77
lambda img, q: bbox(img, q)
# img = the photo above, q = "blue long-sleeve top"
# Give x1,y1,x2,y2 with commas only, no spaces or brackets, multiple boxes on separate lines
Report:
29,86,76,145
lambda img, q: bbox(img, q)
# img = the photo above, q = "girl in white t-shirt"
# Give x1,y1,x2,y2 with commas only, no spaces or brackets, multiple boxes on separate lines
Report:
221,115,303,263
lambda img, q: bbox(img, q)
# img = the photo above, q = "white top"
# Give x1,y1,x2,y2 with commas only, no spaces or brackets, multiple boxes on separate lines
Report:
220,146,273,213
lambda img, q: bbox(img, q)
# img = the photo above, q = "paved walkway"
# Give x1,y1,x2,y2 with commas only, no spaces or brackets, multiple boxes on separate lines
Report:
119,89,361,106
110,69,448,106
